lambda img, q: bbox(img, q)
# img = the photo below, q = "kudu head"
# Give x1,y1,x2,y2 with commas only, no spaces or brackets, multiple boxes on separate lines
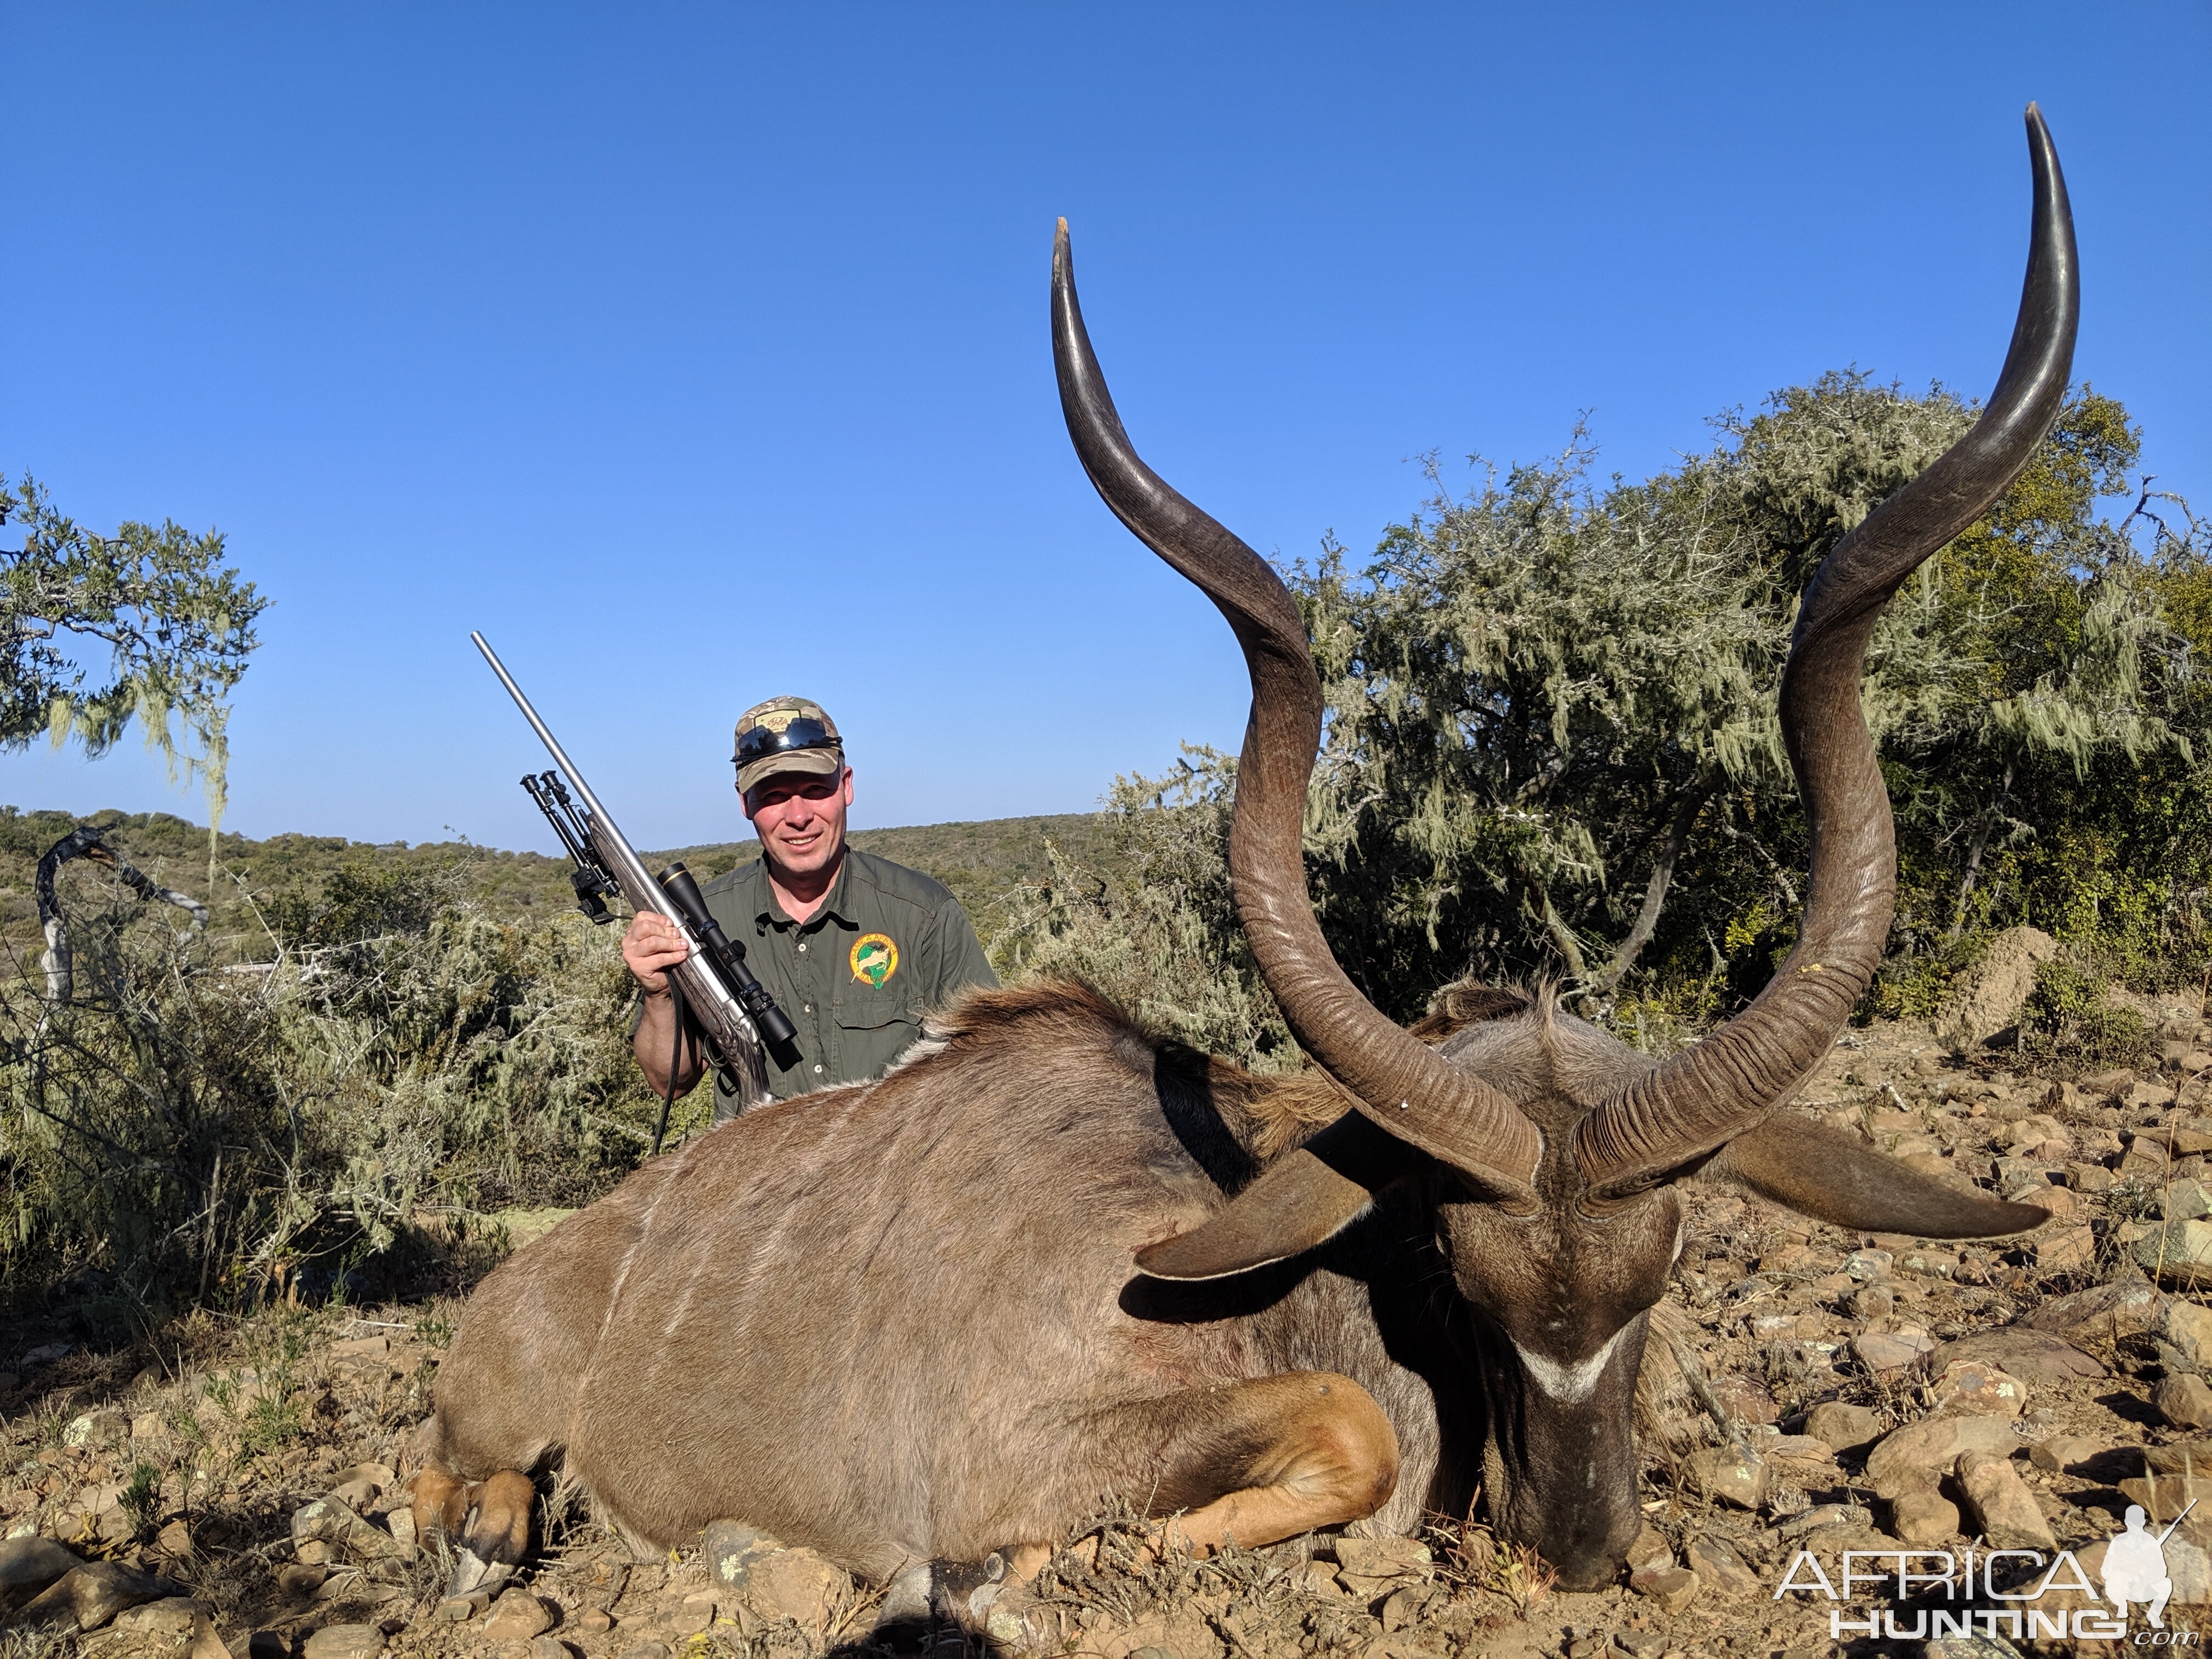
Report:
1054,109,2078,1587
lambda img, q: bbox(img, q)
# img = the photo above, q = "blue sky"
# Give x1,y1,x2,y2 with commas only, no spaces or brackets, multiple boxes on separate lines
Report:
4,4,2206,855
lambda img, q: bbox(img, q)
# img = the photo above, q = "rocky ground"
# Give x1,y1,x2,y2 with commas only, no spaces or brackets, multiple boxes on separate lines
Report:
6,993,2212,1659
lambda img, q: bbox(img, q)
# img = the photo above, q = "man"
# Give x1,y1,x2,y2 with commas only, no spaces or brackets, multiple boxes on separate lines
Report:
623,695,997,1118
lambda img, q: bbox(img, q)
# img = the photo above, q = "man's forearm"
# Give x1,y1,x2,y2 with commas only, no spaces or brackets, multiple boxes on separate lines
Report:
633,989,707,1098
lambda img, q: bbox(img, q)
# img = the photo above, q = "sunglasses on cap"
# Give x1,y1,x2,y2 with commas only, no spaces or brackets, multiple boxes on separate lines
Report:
733,716,840,766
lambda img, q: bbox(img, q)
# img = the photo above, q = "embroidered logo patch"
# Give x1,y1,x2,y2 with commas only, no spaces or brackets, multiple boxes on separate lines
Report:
850,932,899,988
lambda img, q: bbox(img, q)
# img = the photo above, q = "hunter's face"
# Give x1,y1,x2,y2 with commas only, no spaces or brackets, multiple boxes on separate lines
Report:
742,769,853,879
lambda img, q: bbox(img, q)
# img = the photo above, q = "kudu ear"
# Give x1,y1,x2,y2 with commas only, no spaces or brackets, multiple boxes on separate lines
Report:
1705,1116,2052,1239
1135,1113,1419,1281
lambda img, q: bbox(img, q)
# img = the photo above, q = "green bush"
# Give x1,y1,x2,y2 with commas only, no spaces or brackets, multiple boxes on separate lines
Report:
2019,955,2151,1068
1,854,671,1318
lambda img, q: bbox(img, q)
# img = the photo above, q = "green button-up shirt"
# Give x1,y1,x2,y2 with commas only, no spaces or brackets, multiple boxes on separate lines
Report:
699,847,998,1114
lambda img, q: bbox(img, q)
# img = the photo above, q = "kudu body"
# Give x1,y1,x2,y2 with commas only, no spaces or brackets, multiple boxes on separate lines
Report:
417,111,2075,1592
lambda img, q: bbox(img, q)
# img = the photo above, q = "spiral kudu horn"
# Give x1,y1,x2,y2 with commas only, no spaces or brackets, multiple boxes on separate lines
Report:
1052,221,1543,1196
1576,106,2080,1199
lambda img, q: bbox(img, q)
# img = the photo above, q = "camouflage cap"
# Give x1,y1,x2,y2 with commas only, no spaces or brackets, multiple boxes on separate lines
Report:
733,696,845,794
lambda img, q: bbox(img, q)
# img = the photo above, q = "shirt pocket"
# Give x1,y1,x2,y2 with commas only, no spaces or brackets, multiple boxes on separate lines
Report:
833,1000,924,1082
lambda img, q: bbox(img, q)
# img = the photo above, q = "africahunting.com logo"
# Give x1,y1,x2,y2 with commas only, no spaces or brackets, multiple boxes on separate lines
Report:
1774,1505,2199,1644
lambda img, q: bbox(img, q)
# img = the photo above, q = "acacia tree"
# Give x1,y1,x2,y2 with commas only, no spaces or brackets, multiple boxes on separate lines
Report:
1,474,266,873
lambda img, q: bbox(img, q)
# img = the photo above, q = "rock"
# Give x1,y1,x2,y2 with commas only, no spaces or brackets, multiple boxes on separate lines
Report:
2033,1223,2096,1270
289,1498,400,1562
62,1409,129,1448
12,1560,182,1632
1850,1285,1896,1322
2164,1180,2212,1221
1886,1487,1960,1547
1934,925,2058,1047
1803,1401,1882,1454
2165,1300,2212,1369
2166,1534,2212,1604
0,1537,82,1613
1682,1535,1758,1596
1853,1327,1934,1372
702,1519,778,1592
1096,1610,1223,1659
1776,1503,1872,1539
1297,1560,1345,1597
1377,1583,1432,1631
325,1464,393,1513
1707,1374,1780,1426
1682,1446,1768,1510
1928,1359,2028,1419
1956,1449,2056,1550
1863,1417,2016,1499
1622,1524,1672,1576
2143,1437,2212,1477
2027,1435,2104,1473
2156,1372,2212,1429
1765,1435,1839,1465
190,1611,235,1659
247,1630,291,1659
1843,1249,1893,1281
482,1591,553,1641
2023,1273,2165,1344
2117,1472,2202,1522
528,1639,571,1659
1334,1536,1431,1595
1628,1566,1699,1613
130,1412,166,1441
668,1592,715,1638
1925,1328,2106,1384
113,1598,215,1640
735,1547,845,1632
300,1626,383,1659
618,1645,670,1659
2006,1113,2072,1156
2136,1219,2212,1283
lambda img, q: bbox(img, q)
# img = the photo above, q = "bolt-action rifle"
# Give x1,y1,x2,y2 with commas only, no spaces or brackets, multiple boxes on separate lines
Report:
472,633,801,1141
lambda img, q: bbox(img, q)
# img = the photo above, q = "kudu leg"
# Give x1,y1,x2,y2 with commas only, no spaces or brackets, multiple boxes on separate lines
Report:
1101,1370,1400,1554
410,1461,535,1594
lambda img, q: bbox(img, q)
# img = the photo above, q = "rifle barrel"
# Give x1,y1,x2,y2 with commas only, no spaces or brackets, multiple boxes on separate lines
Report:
470,631,684,938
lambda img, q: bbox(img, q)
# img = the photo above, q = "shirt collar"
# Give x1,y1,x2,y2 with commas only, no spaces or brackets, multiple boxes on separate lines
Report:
753,848,857,931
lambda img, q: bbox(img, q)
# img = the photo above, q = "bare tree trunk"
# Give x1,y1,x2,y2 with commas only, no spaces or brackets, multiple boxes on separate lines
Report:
1948,757,2015,943
1536,890,1589,984
1593,777,1716,995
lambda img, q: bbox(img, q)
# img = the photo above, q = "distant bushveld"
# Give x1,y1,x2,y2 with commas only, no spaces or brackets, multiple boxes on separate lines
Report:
0,800,1122,1317
4,375,2206,1322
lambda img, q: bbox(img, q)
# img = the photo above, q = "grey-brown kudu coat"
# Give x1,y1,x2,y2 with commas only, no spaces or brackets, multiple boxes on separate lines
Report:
417,110,2076,1594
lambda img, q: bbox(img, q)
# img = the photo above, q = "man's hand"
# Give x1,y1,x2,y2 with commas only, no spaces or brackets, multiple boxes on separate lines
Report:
623,911,690,995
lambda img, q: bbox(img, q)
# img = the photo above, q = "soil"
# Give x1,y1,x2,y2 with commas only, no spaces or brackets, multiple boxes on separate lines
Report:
8,1009,2212,1659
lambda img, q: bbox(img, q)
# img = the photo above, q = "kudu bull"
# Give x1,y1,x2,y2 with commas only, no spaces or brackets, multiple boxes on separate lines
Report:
416,109,2074,1594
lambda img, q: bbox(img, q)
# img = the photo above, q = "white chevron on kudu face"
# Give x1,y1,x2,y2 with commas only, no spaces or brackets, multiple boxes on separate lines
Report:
1512,1326,1630,1404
